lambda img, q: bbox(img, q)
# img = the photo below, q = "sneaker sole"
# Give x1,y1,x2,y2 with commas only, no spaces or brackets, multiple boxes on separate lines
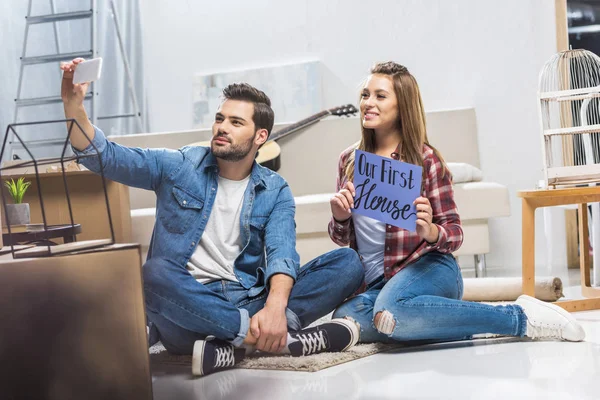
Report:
192,340,206,376
330,318,359,351
518,295,585,342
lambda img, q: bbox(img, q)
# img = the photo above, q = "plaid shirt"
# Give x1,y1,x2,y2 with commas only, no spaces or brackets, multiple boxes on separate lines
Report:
328,144,464,284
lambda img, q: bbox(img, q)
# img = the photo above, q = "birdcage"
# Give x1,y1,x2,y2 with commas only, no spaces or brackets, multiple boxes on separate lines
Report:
539,49,600,187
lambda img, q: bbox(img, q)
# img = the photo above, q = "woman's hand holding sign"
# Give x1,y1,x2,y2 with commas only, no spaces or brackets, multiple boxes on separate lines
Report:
414,196,439,244
331,182,356,222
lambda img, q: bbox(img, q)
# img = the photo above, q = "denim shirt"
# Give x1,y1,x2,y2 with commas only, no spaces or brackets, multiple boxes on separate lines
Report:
74,126,300,297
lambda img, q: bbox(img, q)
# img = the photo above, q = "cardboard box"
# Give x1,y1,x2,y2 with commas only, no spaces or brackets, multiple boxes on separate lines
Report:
0,244,152,400
1,170,132,244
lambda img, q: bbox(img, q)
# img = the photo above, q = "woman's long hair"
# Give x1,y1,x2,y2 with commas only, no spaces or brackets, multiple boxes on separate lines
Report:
344,61,448,182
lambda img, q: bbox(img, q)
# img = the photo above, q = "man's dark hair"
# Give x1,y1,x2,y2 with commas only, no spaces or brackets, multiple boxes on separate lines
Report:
222,83,275,138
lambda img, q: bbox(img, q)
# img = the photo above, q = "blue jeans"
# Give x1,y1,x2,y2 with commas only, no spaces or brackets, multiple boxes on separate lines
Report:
333,252,527,343
144,248,364,354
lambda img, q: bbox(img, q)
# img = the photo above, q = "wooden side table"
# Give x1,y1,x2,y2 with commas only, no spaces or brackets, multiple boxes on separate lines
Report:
2,224,82,246
518,187,600,311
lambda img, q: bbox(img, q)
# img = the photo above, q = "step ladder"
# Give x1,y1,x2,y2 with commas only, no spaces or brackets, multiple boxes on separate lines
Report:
12,0,144,157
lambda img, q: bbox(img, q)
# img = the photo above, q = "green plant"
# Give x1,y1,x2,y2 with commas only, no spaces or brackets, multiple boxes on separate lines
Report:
4,177,31,204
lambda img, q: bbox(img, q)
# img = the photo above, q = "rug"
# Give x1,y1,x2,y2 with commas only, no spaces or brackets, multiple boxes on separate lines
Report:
149,334,521,373
149,341,400,372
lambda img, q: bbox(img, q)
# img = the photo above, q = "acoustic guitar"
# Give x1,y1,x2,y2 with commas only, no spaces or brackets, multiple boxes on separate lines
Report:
190,104,358,171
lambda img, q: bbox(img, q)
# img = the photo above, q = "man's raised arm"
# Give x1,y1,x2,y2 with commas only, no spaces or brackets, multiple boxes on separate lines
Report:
60,58,95,151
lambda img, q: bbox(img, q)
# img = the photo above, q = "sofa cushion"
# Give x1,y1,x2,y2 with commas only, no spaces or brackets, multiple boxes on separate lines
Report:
294,194,334,235
130,208,156,249
447,162,483,183
453,182,510,220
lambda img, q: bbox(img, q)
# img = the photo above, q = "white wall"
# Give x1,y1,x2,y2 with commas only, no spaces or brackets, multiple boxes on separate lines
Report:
141,0,560,275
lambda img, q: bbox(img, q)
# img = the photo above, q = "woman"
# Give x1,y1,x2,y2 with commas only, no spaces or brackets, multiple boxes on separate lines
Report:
330,61,584,343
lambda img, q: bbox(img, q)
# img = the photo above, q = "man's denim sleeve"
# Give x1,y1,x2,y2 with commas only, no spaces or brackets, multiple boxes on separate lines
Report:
72,125,182,191
263,183,300,284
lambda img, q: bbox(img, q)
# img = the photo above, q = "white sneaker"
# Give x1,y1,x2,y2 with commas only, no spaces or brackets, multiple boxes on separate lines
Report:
515,295,585,342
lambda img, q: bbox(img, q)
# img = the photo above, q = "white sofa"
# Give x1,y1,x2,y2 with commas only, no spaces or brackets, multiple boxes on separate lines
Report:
109,107,510,276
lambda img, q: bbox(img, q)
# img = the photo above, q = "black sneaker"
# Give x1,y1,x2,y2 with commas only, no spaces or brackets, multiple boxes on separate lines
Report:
147,323,160,347
192,337,245,376
288,318,359,357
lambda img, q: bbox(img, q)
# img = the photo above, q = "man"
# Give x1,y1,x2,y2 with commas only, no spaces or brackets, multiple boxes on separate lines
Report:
60,59,364,376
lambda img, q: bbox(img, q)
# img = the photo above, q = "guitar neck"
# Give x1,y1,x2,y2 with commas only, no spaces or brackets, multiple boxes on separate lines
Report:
270,110,331,141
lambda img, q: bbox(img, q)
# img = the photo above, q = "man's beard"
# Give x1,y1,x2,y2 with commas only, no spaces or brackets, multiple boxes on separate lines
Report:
211,133,255,162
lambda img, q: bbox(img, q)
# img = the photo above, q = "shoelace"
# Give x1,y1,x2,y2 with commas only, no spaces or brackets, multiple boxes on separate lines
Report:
529,322,563,339
214,345,236,368
296,330,328,355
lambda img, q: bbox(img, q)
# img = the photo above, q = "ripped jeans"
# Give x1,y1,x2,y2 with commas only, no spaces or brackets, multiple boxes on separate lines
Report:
333,251,527,343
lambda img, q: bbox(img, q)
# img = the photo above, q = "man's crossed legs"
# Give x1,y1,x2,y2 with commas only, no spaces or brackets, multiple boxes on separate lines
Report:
143,248,364,375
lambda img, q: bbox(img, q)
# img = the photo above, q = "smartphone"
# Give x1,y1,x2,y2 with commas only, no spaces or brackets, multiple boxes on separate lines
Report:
73,57,103,84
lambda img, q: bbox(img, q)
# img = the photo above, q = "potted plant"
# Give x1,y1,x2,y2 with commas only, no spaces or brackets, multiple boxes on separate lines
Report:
4,177,32,226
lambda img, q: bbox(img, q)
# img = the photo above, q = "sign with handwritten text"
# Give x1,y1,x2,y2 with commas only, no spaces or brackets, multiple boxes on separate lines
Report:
352,150,422,231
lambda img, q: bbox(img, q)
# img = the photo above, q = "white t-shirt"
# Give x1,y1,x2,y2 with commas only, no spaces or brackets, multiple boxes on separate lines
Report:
352,213,386,284
186,175,250,283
